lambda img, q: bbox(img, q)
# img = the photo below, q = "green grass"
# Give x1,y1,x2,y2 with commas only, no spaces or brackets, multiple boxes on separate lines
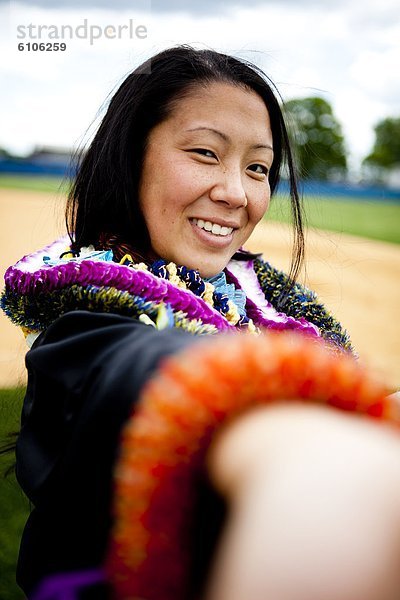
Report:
0,174,68,194
0,388,29,600
269,195,400,245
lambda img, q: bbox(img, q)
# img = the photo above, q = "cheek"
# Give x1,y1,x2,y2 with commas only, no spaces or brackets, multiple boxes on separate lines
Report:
145,165,203,215
249,188,271,225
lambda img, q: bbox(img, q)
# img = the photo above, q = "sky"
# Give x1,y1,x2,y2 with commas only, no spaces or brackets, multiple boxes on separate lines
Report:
1,0,399,176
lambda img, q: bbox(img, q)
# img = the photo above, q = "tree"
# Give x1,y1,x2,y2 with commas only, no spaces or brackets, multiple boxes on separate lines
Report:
284,97,347,181
363,117,400,169
0,147,12,158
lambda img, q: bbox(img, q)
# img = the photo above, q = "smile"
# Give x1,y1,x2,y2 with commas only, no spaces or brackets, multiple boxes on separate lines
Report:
191,218,234,237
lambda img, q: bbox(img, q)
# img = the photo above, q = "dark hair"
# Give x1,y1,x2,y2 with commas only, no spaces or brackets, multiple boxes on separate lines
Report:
66,45,304,291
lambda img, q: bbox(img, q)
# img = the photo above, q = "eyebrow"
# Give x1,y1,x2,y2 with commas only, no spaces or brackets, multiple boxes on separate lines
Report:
185,127,273,151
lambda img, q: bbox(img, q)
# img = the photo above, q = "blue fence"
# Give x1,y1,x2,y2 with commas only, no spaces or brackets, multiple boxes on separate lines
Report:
0,158,72,177
276,179,400,202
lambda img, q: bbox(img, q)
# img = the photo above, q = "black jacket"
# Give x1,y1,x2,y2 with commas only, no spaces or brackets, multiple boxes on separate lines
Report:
16,311,206,597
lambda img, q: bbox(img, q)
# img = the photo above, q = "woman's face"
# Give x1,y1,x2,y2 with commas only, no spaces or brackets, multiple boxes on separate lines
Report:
139,82,274,278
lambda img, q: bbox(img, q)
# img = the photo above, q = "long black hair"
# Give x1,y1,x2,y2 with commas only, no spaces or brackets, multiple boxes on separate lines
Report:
66,45,304,289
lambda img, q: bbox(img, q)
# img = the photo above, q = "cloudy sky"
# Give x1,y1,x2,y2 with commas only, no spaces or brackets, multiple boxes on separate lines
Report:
1,0,399,175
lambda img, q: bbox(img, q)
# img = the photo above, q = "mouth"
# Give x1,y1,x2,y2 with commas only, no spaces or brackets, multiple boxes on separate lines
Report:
190,218,235,237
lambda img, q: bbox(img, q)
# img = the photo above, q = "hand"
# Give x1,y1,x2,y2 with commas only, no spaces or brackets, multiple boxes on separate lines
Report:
205,402,400,600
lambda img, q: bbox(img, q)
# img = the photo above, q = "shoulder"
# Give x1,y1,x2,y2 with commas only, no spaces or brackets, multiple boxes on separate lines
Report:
17,310,200,496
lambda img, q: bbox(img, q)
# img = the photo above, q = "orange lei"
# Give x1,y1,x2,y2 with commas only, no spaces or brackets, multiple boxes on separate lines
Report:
105,331,399,599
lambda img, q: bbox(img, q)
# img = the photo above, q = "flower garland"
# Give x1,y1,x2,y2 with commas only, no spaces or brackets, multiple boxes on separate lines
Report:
253,257,353,352
1,237,328,343
226,258,322,337
132,256,254,330
0,238,235,337
105,330,398,599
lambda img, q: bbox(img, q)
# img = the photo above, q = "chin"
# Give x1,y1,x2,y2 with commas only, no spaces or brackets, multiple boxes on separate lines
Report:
192,261,228,279
174,252,232,279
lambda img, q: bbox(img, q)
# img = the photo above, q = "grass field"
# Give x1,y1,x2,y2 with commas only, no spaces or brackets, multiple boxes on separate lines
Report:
0,174,69,194
1,174,399,244
0,388,28,600
269,194,400,245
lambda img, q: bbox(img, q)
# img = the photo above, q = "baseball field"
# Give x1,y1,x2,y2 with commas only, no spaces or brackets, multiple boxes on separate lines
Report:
0,179,399,600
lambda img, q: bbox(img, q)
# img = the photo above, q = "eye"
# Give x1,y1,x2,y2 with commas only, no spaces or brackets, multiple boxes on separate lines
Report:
189,148,218,159
247,163,269,177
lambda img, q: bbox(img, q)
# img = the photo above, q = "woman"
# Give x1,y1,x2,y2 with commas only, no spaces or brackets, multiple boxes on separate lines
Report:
2,46,400,600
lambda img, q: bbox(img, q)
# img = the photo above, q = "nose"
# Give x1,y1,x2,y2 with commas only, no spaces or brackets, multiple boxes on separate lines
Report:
209,167,247,208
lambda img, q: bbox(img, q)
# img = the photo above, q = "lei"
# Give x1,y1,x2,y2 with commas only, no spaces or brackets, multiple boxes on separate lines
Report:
0,235,348,348
106,331,395,599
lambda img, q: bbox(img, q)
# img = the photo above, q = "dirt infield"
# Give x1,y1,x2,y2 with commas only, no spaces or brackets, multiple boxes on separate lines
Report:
1,188,399,389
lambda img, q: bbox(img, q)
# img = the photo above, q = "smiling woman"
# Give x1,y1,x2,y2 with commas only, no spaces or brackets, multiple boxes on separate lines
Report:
139,82,273,277
2,45,399,600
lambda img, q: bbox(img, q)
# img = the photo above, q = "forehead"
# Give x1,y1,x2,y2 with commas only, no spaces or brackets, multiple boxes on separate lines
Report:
162,82,272,145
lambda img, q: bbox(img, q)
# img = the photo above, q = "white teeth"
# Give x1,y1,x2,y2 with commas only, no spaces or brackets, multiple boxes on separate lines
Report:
220,226,231,236
192,218,233,237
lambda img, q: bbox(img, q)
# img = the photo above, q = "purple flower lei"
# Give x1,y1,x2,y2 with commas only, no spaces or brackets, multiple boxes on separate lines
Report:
4,238,233,332
225,263,320,336
3,236,321,337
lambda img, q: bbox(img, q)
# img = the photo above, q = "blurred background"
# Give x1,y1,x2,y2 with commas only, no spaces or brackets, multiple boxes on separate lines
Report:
0,1,399,598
